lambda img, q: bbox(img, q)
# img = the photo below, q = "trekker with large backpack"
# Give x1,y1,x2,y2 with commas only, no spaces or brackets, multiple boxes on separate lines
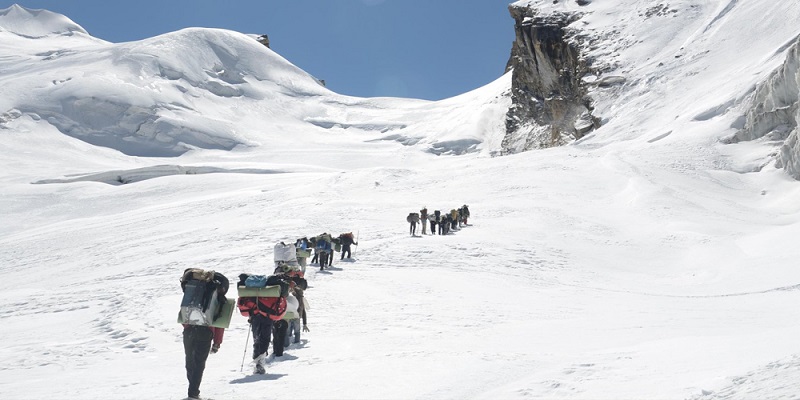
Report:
339,232,357,260
272,284,299,357
236,273,290,374
284,285,310,348
179,268,230,400
295,237,311,273
407,212,420,236
268,270,307,357
273,241,298,268
437,211,447,235
315,233,333,270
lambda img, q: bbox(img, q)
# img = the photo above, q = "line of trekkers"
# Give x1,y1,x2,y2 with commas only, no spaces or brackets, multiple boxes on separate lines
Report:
406,204,470,236
177,232,357,399
293,231,358,271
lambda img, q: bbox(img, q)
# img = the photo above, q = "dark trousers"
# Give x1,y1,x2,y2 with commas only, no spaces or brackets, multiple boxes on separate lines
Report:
183,325,213,399
319,251,329,268
341,244,351,259
251,314,273,359
430,221,436,234
410,222,417,235
272,320,288,356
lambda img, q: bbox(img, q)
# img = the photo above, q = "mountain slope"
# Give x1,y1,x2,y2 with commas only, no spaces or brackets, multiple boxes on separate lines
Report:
0,5,508,163
506,0,800,178
2,2,800,400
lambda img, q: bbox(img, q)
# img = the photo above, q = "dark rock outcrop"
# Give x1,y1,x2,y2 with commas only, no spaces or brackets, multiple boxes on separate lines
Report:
502,4,598,154
257,34,270,48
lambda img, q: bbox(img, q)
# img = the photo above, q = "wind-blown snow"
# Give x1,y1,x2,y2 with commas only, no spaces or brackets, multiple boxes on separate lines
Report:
3,1,800,399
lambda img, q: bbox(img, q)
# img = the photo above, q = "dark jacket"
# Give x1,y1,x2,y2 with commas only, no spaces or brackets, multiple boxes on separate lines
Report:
339,234,357,247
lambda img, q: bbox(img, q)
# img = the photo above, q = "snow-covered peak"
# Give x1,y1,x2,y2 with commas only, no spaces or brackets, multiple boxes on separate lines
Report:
0,4,88,38
0,14,507,159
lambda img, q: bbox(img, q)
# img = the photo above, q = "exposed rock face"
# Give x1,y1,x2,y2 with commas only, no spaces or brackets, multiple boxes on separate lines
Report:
502,4,598,154
731,36,800,178
257,34,270,48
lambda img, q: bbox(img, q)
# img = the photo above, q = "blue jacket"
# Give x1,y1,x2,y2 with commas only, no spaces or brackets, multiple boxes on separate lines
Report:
315,240,331,252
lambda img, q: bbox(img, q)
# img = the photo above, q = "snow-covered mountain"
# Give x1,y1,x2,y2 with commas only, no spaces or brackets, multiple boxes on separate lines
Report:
503,0,800,166
2,2,800,399
0,3,508,161
0,3,88,38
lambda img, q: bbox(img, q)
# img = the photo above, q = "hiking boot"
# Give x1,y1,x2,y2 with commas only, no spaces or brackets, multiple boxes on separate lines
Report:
254,363,266,374
252,353,266,374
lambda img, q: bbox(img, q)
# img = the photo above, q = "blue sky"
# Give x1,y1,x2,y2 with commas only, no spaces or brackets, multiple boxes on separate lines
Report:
6,0,515,100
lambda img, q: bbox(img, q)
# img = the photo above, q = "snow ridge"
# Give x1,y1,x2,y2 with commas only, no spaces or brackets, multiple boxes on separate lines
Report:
0,4,88,38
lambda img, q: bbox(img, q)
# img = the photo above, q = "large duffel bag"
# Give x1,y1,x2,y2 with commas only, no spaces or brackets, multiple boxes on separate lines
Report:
282,294,300,320
274,242,297,264
177,298,235,328
236,273,289,321
237,295,287,321
178,268,229,326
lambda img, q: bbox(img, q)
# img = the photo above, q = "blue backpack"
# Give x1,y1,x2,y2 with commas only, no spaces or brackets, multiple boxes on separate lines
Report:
244,274,268,288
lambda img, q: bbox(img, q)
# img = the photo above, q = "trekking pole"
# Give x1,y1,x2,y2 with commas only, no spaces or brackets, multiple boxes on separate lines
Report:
240,324,251,372
353,230,359,257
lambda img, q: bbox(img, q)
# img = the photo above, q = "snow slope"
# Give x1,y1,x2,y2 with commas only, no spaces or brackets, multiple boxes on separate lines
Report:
0,3,88,38
2,1,800,399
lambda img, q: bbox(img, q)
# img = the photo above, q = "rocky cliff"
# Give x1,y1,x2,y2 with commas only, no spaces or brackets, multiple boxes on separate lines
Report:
502,2,598,154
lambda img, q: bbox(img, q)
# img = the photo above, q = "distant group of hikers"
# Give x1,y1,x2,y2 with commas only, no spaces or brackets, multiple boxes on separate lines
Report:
294,231,358,271
406,205,470,236
178,231,356,400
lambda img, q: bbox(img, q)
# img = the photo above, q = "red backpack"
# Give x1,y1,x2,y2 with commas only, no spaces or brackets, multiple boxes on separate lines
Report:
237,296,287,321
236,273,289,321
